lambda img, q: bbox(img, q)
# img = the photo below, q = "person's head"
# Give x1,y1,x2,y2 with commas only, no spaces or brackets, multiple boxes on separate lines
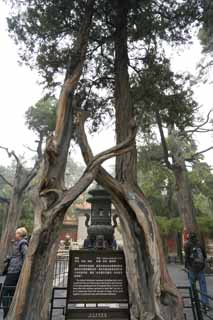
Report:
189,232,197,242
15,227,28,241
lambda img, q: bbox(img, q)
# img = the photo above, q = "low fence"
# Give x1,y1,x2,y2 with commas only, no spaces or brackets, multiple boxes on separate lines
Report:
53,254,69,287
0,282,212,319
49,287,67,320
1,254,213,320
48,285,213,320
51,254,213,319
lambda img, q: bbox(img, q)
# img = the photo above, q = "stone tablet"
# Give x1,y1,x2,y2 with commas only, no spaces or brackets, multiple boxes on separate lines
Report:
66,308,129,320
67,250,129,304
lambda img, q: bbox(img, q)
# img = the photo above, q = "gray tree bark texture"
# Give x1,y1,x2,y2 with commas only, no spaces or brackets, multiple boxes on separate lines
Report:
6,1,95,319
80,1,184,318
156,113,197,233
6,2,136,319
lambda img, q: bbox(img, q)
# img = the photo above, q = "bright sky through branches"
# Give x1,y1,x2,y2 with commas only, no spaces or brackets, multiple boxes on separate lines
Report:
0,2,212,168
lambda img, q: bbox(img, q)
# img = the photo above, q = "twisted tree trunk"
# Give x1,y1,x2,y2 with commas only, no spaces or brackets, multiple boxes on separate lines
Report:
77,1,184,318
6,2,95,318
113,0,183,315
7,120,135,320
6,1,135,319
78,117,184,320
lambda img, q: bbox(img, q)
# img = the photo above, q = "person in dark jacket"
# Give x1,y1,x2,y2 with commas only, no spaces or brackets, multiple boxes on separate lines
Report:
184,232,209,309
1,227,28,318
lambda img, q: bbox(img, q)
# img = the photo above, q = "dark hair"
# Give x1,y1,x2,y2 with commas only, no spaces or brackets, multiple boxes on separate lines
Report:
189,232,197,240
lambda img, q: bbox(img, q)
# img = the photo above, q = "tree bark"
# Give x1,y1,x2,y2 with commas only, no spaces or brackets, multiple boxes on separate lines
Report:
173,161,197,233
88,2,183,318
0,200,9,237
77,3,184,315
169,128,197,233
6,1,134,319
7,1,95,317
113,1,137,184
78,114,184,320
156,113,197,233
7,113,136,320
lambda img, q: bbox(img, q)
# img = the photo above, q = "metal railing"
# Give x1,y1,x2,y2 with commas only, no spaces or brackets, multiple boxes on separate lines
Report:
49,287,67,320
194,287,213,320
48,285,213,320
53,254,69,288
0,283,212,320
2,254,213,320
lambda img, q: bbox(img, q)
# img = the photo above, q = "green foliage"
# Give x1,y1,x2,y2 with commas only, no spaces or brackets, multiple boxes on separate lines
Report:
7,0,201,88
0,204,7,236
156,215,213,236
0,165,14,236
0,164,15,200
6,0,203,137
19,197,34,234
197,216,213,235
199,0,213,54
138,139,213,235
137,145,179,217
140,144,213,215
189,162,213,216
6,0,210,240
25,96,56,138
189,162,213,197
156,216,182,236
132,56,197,132
197,1,213,79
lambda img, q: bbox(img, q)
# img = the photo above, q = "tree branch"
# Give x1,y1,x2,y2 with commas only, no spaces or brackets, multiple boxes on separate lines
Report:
0,195,10,204
155,111,173,169
0,146,21,166
0,144,41,195
0,174,13,188
55,0,95,146
57,112,137,210
185,110,213,135
76,111,125,196
185,146,213,162
23,133,43,161
23,145,37,153
19,167,38,195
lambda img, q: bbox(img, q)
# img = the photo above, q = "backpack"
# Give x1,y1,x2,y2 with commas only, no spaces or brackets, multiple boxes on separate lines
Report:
189,246,205,272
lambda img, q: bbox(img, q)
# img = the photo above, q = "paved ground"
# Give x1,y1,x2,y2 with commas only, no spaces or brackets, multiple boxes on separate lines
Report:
168,264,213,320
1,264,213,319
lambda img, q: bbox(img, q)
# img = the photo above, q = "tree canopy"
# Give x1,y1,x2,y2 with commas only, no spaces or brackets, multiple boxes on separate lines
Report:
4,0,213,319
25,96,56,138
199,0,213,55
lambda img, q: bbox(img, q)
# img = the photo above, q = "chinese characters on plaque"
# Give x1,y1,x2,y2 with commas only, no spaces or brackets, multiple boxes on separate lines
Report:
67,251,129,303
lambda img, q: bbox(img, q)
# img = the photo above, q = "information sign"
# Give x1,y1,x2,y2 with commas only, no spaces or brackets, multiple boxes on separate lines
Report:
67,250,129,304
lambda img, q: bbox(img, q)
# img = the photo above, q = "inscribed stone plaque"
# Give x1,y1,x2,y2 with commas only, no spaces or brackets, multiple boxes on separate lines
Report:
66,308,129,320
67,250,129,303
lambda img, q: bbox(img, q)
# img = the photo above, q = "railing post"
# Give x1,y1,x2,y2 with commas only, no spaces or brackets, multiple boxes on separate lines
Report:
192,282,203,320
49,287,55,320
